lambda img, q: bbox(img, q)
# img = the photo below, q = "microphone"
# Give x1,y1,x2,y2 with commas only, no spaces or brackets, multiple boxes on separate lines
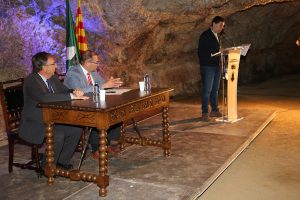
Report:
220,30,225,36
220,31,235,47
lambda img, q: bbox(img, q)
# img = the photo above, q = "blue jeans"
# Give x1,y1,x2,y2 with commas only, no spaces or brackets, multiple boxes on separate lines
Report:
200,65,221,114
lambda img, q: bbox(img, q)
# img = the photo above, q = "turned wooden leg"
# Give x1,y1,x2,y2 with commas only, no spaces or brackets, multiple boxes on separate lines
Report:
162,106,171,156
45,123,55,185
98,129,108,197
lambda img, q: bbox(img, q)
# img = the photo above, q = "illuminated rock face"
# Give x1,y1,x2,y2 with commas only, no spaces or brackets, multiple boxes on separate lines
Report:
0,0,299,96
0,0,299,139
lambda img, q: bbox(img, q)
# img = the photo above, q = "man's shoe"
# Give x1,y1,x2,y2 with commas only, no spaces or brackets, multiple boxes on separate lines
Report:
38,168,57,178
107,146,120,156
38,168,45,178
210,111,222,118
90,151,99,160
57,163,73,170
201,113,210,122
90,147,120,159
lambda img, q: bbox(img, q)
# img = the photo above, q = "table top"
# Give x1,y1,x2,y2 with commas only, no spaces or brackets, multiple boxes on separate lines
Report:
38,88,173,112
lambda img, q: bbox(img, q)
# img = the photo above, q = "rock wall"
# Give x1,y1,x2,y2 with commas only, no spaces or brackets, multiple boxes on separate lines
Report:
0,0,300,139
226,2,300,83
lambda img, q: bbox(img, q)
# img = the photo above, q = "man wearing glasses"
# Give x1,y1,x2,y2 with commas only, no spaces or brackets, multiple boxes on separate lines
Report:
19,51,88,172
64,50,123,159
64,50,123,93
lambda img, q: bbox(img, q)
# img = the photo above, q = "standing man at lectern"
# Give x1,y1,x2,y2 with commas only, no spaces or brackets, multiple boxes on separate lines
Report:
198,16,225,121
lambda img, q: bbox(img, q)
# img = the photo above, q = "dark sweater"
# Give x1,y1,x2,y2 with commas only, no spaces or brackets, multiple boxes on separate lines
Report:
198,28,221,67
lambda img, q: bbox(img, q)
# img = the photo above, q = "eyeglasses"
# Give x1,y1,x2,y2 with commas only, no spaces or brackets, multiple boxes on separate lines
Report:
89,61,100,65
45,63,57,66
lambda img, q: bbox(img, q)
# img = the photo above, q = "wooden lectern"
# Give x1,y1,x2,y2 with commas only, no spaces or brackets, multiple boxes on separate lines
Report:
226,48,242,122
225,44,250,122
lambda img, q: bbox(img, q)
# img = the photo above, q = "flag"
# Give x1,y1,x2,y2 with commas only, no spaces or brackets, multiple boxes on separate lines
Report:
66,0,80,70
75,0,88,54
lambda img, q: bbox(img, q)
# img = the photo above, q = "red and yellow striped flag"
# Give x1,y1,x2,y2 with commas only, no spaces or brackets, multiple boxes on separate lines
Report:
75,0,88,54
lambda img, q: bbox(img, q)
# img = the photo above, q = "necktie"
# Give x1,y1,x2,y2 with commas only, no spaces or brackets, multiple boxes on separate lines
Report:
46,79,53,93
87,73,93,86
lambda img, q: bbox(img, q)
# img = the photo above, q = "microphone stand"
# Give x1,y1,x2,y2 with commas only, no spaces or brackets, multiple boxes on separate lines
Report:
220,50,226,122
219,35,227,122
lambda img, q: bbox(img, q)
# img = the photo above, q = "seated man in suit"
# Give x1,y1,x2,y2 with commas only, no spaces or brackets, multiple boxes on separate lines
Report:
19,51,88,171
64,50,123,159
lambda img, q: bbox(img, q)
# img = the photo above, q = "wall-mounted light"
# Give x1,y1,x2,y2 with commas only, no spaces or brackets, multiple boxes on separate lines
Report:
296,37,300,47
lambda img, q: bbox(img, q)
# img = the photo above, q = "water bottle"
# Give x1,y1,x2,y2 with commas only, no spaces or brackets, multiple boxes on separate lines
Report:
144,74,151,92
93,83,100,102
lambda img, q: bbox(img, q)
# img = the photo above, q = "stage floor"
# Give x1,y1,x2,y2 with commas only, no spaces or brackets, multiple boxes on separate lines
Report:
0,101,275,200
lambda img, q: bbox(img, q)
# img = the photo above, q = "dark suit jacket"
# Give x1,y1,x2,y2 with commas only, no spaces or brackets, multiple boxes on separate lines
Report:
198,28,221,67
19,73,72,144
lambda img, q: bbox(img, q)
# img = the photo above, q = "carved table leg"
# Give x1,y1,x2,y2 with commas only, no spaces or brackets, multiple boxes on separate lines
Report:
45,123,55,185
97,129,109,197
162,106,171,156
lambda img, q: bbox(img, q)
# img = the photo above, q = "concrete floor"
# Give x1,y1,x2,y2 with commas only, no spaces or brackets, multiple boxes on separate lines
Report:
197,74,300,200
1,102,273,200
0,74,299,200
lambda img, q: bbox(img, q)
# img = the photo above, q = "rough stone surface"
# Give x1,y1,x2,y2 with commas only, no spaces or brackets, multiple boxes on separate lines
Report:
0,104,275,200
0,0,299,139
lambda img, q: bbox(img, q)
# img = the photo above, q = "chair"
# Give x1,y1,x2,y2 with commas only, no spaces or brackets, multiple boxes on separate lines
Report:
0,78,41,173
56,72,66,82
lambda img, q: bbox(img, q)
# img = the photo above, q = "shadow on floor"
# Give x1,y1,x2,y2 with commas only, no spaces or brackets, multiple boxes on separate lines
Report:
0,104,275,200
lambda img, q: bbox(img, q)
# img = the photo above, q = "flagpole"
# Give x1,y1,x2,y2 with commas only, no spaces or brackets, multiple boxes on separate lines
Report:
75,0,88,55
66,0,80,71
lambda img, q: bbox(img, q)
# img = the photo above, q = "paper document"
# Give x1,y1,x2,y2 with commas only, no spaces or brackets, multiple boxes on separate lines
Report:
224,43,251,56
211,51,221,57
239,43,251,56
105,88,131,95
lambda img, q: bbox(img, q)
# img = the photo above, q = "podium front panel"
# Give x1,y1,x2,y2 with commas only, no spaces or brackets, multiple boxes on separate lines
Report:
227,49,241,121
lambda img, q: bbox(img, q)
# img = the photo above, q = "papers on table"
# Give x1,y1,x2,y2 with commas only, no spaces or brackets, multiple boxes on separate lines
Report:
105,88,131,95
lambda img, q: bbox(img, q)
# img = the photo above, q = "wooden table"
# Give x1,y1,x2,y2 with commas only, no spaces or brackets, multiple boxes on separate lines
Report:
39,88,173,197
